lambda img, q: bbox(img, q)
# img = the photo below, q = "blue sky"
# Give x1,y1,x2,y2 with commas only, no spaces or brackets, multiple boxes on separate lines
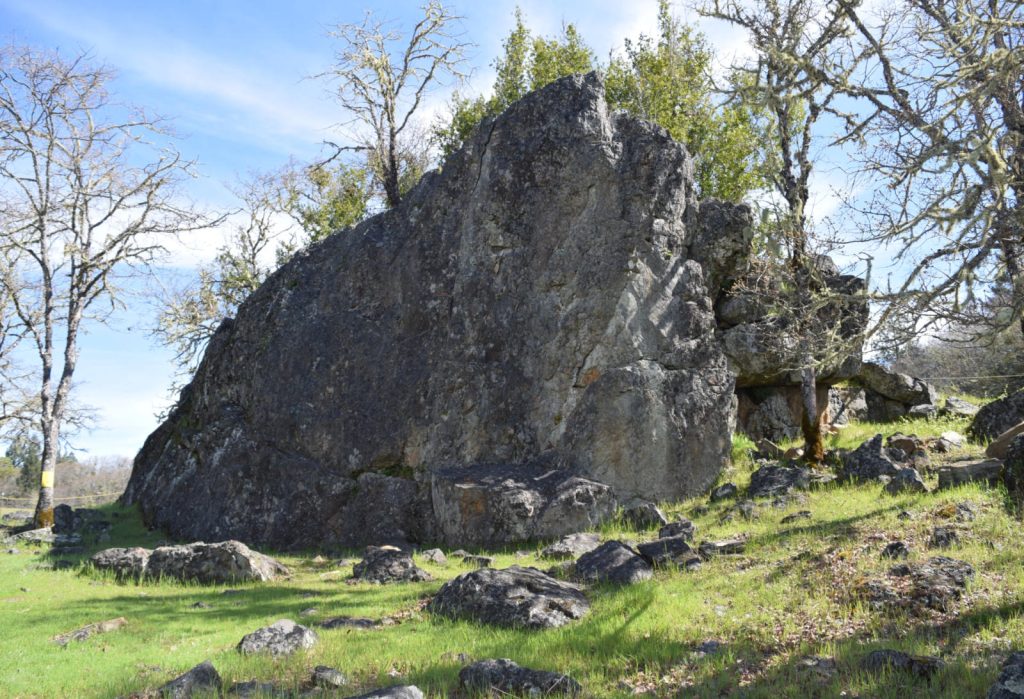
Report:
1,0,761,459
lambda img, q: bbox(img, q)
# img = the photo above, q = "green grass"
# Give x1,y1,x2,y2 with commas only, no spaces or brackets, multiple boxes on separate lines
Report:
1,416,1022,697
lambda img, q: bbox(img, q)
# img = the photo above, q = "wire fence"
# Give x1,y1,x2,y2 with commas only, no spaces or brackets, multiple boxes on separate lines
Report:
0,491,122,506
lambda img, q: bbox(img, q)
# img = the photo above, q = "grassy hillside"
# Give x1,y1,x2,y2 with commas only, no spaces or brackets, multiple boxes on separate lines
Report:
1,416,1022,697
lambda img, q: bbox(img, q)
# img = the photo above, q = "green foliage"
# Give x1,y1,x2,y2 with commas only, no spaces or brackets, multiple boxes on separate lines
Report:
5,434,41,492
433,9,597,158
280,162,370,246
605,1,765,200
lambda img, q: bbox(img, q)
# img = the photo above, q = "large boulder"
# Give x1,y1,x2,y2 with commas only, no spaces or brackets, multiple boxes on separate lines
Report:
970,390,1024,443
237,619,317,656
858,362,938,407
144,541,290,583
90,547,151,579
428,566,589,629
430,463,615,548
122,72,743,549
351,546,432,584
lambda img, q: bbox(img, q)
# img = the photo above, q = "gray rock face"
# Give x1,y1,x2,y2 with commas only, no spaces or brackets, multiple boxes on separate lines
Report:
428,565,589,629
884,468,927,495
942,396,979,418
937,459,1004,489
574,541,653,584
430,464,616,548
747,465,832,499
637,535,695,567
621,502,668,530
459,659,581,696
123,72,741,550
237,619,317,656
540,532,601,560
145,541,290,584
1003,435,1024,495
828,386,868,426
90,547,150,579
970,390,1024,442
158,661,222,699
351,546,431,584
658,519,696,540
861,649,944,679
859,363,938,407
988,652,1024,698
841,435,901,482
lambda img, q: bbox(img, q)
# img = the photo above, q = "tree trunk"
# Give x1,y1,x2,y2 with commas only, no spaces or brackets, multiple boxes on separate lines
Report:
800,365,824,465
33,419,57,528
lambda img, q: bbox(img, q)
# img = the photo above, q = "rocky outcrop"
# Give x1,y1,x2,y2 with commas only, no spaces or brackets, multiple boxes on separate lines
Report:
970,390,1024,443
123,73,745,550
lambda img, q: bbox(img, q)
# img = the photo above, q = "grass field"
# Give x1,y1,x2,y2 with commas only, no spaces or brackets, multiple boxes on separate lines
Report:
1,415,1022,697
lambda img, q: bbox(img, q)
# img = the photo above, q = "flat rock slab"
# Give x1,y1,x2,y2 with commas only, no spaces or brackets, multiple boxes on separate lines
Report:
237,619,317,656
884,468,927,495
319,616,380,630
637,536,695,567
347,687,424,699
862,649,944,679
459,658,581,696
988,651,1024,698
622,502,668,530
428,566,589,629
747,465,833,498
574,541,653,584
419,548,447,564
52,617,127,647
658,519,696,540
937,460,1004,490
698,539,746,558
431,464,617,548
158,661,222,699
96,541,290,584
541,532,601,560
351,546,431,584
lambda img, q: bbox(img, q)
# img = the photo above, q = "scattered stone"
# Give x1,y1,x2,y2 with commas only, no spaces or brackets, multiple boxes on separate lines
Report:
658,519,696,540
942,397,979,418
884,468,927,495
881,542,910,559
890,556,974,611
929,527,959,549
709,482,738,503
451,550,470,559
842,435,901,482
461,555,494,568
692,640,725,657
91,547,151,579
11,527,56,544
888,433,925,455
575,541,653,584
311,665,347,689
191,602,211,609
157,661,222,699
1003,435,1024,495
937,459,1004,490
621,502,668,530
226,680,282,698
797,656,838,681
754,439,784,459
429,566,590,629
942,431,966,446
896,510,913,520
721,500,759,522
637,536,695,567
352,546,432,584
299,607,318,617
431,465,618,547
319,616,379,630
419,548,447,565
682,556,702,572
6,548,19,555
237,619,317,656
987,651,1024,698
988,422,1024,460
780,510,812,524
908,404,938,418
540,533,601,560
862,649,944,680
459,658,581,696
698,538,746,558
346,686,424,699
52,617,127,646
970,390,1024,443
144,541,290,584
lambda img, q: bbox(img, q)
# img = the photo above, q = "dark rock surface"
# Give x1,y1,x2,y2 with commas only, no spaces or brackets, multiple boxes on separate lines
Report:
988,652,1024,698
237,619,317,656
747,465,834,499
698,538,746,558
937,459,1004,489
540,532,601,560
158,661,222,698
123,73,744,549
658,518,696,540
841,435,901,482
575,541,653,584
859,363,938,407
459,658,581,696
1004,435,1024,495
347,687,424,699
428,566,589,629
144,541,290,583
637,535,694,567
884,468,927,495
91,547,151,579
862,649,944,679
351,546,431,584
621,502,668,530
970,390,1024,443
710,483,738,502
430,464,616,547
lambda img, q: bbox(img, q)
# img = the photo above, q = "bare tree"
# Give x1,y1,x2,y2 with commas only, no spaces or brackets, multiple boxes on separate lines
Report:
698,0,858,462
832,1,1024,344
320,1,469,208
0,44,211,527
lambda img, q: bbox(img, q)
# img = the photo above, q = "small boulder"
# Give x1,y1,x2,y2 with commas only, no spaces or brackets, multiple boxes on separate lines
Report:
462,555,494,568
881,542,910,559
884,468,927,495
1003,435,1024,495
969,390,1024,443
459,658,581,696
780,510,812,524
319,616,379,630
621,502,668,530
146,541,289,584
658,519,696,540
942,397,979,418
352,546,432,584
862,649,944,680
158,661,222,698
929,527,959,549
842,435,901,482
937,459,1004,489
347,687,424,699
709,483,738,502
987,651,1024,698
698,538,746,558
858,362,938,406
91,547,150,579
237,619,317,656
747,465,833,499
419,548,447,565
540,533,601,560
428,566,589,629
636,536,694,567
312,665,347,689
574,541,653,585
